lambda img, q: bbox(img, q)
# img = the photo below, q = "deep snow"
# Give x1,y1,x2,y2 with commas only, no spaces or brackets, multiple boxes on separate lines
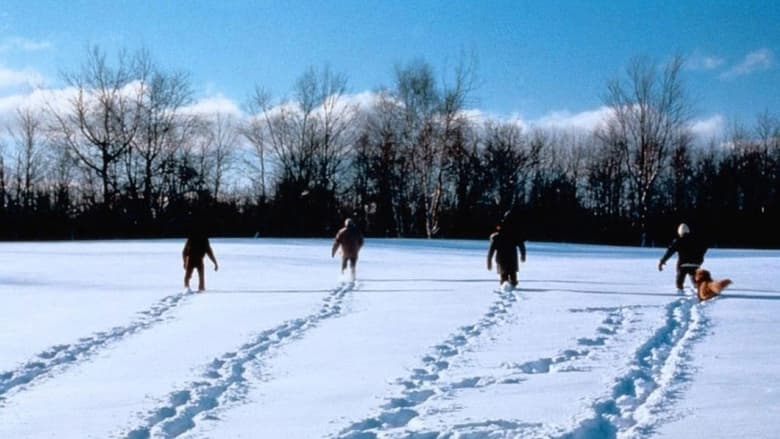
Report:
0,238,778,438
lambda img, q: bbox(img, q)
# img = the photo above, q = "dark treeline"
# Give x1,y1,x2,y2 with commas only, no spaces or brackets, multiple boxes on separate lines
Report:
1,48,778,247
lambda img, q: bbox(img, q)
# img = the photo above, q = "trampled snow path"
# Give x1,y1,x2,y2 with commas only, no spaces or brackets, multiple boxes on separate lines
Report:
0,291,192,402
333,285,522,438
123,281,356,439
502,305,636,377
556,295,707,439
412,296,706,439
334,289,643,439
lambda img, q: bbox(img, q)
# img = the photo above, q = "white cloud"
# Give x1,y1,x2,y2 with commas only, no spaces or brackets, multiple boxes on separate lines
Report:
532,107,612,132
0,65,45,90
0,86,77,130
720,48,775,79
0,37,52,53
689,114,725,140
686,52,725,71
181,94,244,117
455,107,609,135
459,108,495,125
486,107,724,143
0,82,728,148
246,90,383,123
339,90,380,110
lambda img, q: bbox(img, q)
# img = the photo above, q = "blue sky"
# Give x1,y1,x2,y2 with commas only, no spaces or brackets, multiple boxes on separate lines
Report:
1,0,778,136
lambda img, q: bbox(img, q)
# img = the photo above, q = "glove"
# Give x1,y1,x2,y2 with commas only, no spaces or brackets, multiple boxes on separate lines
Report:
658,261,664,272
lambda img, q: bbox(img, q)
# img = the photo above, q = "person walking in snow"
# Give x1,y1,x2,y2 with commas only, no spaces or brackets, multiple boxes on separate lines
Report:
331,218,364,281
182,231,218,291
487,211,527,288
658,223,707,291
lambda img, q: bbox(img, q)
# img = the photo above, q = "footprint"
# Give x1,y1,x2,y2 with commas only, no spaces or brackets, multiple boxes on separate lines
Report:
578,336,607,346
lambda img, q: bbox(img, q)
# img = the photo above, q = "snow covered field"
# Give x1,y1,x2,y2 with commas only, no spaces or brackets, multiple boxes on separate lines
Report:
0,238,778,439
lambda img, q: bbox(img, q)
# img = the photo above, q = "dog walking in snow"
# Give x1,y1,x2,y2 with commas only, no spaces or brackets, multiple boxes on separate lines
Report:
694,268,732,301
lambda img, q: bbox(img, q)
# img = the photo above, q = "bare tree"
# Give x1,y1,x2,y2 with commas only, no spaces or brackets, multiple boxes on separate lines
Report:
432,56,477,237
585,131,627,218
392,56,476,237
353,90,409,235
202,113,239,201
601,54,692,245
311,68,357,193
481,121,542,212
393,60,438,236
0,141,7,211
755,110,780,153
48,46,146,208
130,54,193,217
242,93,270,200
47,140,77,215
248,66,356,224
8,108,47,211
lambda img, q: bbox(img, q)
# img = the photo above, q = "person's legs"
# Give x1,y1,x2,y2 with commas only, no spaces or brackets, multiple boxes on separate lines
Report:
348,257,357,281
341,257,348,274
509,272,518,287
676,266,698,290
684,266,699,288
184,264,195,289
499,272,509,285
675,268,686,290
195,261,206,291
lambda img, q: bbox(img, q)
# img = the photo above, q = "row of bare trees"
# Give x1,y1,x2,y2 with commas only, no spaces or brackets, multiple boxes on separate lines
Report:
1,48,778,246
0,48,244,237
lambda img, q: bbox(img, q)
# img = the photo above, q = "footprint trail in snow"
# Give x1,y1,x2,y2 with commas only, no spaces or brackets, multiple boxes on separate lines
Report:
558,296,707,439
0,291,192,402
123,281,356,439
335,294,644,438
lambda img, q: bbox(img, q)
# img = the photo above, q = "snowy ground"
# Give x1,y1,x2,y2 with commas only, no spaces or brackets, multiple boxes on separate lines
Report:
0,238,778,439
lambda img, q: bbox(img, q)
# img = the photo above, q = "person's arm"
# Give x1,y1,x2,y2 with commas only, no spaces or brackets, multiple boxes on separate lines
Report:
205,239,218,271
182,239,190,269
331,232,341,258
658,239,678,271
518,240,526,263
487,236,496,270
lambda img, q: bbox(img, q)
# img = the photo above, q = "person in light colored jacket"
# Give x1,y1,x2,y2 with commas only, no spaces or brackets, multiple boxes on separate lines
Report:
331,218,364,281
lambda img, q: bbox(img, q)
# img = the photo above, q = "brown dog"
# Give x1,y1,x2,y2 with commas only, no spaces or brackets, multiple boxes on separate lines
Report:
694,268,732,301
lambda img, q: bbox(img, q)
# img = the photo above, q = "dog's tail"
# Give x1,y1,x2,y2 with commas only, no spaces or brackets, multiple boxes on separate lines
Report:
712,279,732,293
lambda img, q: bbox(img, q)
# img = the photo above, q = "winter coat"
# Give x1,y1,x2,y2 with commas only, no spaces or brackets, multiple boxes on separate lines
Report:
332,225,364,259
488,229,526,274
183,236,215,262
660,233,707,268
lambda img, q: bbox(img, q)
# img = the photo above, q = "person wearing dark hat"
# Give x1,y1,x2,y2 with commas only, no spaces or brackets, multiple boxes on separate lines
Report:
658,223,707,291
487,212,527,288
182,232,218,291
332,218,364,281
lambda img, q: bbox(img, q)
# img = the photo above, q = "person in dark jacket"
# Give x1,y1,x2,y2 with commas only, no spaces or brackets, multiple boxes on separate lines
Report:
182,233,218,291
487,213,527,287
658,223,707,290
331,218,364,281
